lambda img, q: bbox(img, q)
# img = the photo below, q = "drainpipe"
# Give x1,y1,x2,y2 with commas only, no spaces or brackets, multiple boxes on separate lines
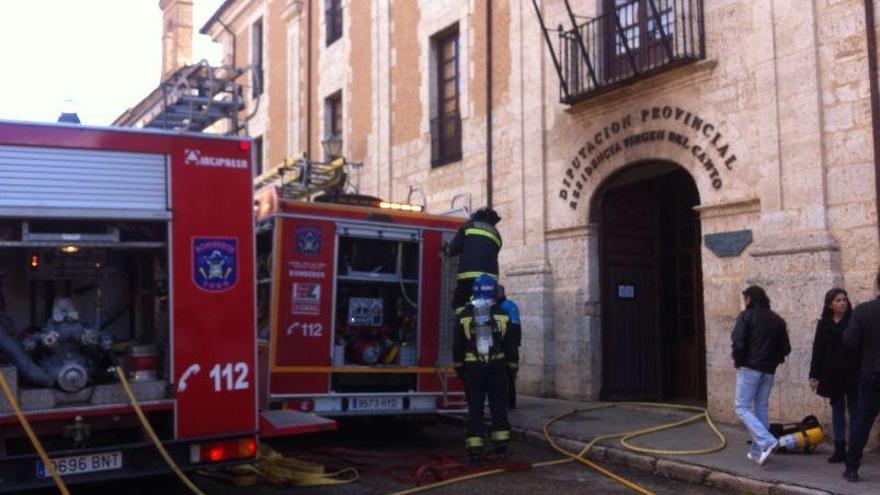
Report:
866,0,880,243
218,19,236,69
485,0,494,208
306,0,314,158
217,20,238,133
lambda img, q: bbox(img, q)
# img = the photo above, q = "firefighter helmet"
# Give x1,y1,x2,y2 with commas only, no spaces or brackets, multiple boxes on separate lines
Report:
471,207,501,225
472,274,497,301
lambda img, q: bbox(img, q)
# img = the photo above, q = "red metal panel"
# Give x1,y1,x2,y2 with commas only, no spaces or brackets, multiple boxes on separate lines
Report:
418,232,442,391
417,230,463,394
269,218,336,394
168,136,256,438
278,200,465,230
0,121,249,156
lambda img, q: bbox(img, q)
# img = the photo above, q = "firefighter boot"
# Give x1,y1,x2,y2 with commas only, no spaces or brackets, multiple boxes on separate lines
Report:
467,449,483,467
494,445,509,464
829,441,846,463
466,435,484,467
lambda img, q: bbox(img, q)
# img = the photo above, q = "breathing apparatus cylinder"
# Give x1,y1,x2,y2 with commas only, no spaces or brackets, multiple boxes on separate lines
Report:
472,300,493,358
471,275,497,359
778,425,824,452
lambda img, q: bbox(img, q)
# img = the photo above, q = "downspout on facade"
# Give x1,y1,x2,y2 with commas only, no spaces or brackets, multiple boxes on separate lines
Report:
865,0,880,242
486,0,494,208
306,0,314,158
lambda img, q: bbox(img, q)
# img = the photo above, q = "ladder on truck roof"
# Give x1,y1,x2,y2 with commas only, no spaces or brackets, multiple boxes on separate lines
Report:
254,155,355,201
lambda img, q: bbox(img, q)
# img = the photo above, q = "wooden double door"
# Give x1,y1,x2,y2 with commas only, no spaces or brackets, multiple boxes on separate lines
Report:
599,169,706,401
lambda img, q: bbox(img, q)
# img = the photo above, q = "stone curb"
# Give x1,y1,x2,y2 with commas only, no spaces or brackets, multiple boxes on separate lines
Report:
509,425,837,495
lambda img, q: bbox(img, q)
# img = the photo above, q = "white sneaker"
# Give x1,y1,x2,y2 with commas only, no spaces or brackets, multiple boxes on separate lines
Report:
757,441,779,466
747,452,758,463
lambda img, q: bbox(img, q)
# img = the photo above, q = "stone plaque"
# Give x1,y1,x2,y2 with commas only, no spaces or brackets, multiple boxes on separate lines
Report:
704,230,752,257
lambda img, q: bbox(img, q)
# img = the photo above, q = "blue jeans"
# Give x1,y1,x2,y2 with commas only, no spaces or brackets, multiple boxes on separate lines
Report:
735,367,777,455
830,390,858,443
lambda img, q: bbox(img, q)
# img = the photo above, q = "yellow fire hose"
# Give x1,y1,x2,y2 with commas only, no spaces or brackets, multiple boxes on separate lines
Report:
115,367,208,495
217,443,359,487
121,365,360,492
0,372,70,495
0,367,725,495
389,402,727,495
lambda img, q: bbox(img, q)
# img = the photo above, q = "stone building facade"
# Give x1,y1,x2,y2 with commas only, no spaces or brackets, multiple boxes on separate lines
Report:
201,0,880,423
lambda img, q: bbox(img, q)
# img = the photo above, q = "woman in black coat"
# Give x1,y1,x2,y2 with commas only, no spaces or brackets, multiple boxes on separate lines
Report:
809,288,859,463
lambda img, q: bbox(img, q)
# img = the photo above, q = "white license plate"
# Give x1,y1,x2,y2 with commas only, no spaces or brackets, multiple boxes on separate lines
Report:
36,451,122,479
349,397,403,412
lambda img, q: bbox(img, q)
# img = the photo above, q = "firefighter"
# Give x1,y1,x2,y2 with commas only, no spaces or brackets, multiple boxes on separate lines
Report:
445,207,502,315
496,284,521,410
453,275,520,465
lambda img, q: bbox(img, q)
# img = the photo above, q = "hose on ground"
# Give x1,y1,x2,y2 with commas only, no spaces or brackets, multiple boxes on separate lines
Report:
116,366,207,495
388,401,727,495
225,443,359,487
0,371,70,495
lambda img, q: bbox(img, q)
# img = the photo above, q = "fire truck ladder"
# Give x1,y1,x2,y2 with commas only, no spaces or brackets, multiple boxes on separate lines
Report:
113,60,245,134
255,155,349,200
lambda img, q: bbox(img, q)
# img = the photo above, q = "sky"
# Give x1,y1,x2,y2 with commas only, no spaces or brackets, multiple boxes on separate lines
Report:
0,0,226,126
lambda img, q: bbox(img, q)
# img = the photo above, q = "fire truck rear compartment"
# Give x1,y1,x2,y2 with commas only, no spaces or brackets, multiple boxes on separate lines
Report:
0,219,172,449
332,235,419,392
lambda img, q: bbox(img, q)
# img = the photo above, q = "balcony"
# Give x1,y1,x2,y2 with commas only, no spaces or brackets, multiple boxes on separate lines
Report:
539,0,705,105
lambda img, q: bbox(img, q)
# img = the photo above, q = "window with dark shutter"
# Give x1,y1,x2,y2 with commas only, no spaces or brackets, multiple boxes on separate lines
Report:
252,18,264,98
253,136,264,178
326,0,343,45
324,92,342,160
430,26,461,167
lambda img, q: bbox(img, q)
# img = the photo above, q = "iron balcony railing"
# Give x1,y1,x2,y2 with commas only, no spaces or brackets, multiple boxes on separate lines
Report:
430,112,463,167
553,0,705,104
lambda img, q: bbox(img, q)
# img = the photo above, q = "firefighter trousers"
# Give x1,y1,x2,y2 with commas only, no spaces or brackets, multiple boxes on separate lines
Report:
452,278,476,314
463,362,510,453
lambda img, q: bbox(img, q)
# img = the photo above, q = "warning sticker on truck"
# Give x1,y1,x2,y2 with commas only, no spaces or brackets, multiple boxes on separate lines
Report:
292,283,321,315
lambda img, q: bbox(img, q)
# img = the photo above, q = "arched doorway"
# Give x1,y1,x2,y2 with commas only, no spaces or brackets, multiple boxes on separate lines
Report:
593,163,707,402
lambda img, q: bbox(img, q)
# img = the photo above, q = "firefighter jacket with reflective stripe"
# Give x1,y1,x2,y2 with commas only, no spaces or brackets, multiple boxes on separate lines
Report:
452,303,520,369
448,220,502,280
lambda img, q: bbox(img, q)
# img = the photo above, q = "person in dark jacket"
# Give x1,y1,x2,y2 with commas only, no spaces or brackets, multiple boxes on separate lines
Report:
446,207,502,315
808,288,858,463
496,285,521,410
731,285,791,466
842,269,880,482
453,275,519,465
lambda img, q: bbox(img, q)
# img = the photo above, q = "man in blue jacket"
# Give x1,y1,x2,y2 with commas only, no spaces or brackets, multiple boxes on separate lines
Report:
497,285,521,410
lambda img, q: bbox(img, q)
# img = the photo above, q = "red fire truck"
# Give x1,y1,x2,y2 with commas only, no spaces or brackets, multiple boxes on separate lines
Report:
254,182,467,418
0,120,330,492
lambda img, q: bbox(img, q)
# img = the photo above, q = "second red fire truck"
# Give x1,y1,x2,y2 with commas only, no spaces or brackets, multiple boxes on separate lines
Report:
254,179,467,418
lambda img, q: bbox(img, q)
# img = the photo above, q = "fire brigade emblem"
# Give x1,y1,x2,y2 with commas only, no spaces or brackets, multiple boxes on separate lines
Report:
296,227,322,256
193,238,238,292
